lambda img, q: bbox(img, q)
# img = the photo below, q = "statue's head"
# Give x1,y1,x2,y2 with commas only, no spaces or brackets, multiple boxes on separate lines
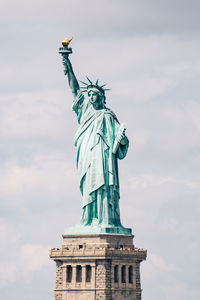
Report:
87,87,106,110
80,78,110,109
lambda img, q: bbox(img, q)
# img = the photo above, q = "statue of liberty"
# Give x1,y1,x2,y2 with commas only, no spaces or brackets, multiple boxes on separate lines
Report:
60,38,131,235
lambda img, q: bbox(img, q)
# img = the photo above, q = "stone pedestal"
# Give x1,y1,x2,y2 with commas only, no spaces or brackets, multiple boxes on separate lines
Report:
50,234,147,300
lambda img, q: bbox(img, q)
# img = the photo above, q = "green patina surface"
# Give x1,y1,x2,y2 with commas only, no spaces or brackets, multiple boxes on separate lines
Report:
60,42,131,236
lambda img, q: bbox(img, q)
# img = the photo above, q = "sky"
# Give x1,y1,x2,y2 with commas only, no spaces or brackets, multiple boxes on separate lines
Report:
0,0,200,299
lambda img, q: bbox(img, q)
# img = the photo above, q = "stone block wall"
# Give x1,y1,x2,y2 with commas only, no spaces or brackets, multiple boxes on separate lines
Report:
96,260,112,300
135,262,141,290
50,234,147,300
55,261,63,289
55,292,63,300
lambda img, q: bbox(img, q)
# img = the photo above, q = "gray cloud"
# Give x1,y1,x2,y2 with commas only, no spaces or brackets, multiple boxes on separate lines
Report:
1,0,200,35
1,1,200,300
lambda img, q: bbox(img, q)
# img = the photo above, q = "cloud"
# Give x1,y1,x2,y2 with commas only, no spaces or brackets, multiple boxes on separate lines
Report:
0,243,50,286
143,253,176,281
113,77,175,102
20,244,50,273
1,0,200,36
0,89,71,140
0,156,78,199
125,175,200,191
0,262,18,285
157,100,200,155
1,1,200,300
0,220,51,286
0,220,21,243
162,283,190,299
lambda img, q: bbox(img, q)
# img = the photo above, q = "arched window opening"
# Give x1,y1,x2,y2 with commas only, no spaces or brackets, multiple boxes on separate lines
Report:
114,265,118,283
121,265,126,283
76,265,82,282
66,265,72,282
128,266,133,283
86,265,92,282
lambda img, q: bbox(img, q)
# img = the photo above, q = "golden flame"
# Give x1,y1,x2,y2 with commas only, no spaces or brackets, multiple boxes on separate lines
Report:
62,37,73,47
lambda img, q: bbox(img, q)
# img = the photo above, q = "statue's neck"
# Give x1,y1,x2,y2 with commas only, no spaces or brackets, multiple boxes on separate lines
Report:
91,103,104,110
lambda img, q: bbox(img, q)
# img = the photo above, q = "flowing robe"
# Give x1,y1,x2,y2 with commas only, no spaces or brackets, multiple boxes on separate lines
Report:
72,91,129,226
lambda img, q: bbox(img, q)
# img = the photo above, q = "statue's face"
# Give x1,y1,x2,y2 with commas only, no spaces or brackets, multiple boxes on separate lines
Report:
88,88,103,109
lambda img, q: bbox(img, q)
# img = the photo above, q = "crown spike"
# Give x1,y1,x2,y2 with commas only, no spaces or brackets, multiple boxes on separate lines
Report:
86,77,93,84
79,80,88,85
79,78,110,94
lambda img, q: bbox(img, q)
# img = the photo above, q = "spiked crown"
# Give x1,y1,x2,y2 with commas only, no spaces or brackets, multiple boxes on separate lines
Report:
80,77,110,95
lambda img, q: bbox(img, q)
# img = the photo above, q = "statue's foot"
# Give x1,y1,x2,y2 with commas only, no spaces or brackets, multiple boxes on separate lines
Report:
64,222,132,236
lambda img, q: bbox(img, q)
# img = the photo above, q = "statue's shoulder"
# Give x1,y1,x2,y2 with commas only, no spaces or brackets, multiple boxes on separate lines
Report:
72,90,85,111
103,107,119,123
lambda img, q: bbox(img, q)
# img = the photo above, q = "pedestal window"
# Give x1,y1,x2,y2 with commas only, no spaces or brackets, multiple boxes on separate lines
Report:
76,265,82,282
66,265,72,282
86,265,91,282
121,265,126,283
128,266,133,283
114,265,119,283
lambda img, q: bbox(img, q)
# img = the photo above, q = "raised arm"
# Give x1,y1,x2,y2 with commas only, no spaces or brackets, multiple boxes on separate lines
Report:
62,55,80,97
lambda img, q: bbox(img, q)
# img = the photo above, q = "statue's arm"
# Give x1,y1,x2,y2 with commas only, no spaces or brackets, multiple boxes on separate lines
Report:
116,134,129,160
112,122,129,159
118,131,129,146
62,55,80,97
113,123,128,152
